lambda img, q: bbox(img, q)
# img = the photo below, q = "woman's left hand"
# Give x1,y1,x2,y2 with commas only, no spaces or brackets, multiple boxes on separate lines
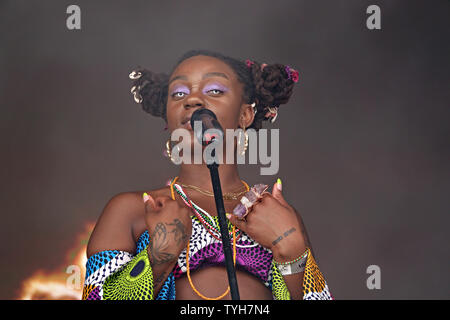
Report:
227,179,307,261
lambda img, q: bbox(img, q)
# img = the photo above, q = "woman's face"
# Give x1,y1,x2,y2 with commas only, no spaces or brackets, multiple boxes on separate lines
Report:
166,55,252,134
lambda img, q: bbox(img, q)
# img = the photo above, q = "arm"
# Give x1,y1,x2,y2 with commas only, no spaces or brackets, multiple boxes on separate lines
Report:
146,219,188,296
83,192,177,300
272,210,331,300
271,224,307,300
271,246,332,300
227,180,332,300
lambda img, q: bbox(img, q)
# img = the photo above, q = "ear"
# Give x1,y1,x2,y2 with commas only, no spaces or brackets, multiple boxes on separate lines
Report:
239,103,256,129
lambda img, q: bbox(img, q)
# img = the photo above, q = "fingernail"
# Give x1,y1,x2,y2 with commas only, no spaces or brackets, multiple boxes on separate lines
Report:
143,192,150,203
276,178,282,191
226,213,232,219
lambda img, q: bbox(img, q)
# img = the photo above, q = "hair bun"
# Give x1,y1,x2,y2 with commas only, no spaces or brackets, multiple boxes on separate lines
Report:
256,63,295,106
246,62,297,129
129,68,169,118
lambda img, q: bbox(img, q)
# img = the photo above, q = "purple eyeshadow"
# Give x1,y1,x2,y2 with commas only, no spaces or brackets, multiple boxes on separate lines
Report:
170,82,229,97
203,82,229,93
170,84,190,95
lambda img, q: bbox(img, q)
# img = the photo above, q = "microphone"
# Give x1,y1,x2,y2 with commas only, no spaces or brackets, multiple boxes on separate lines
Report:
190,108,241,299
190,108,224,146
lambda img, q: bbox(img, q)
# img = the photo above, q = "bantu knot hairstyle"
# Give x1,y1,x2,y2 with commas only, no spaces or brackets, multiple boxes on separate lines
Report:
129,49,299,130
130,69,169,119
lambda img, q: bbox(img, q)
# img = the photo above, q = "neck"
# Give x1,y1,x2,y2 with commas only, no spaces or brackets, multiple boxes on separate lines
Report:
176,163,245,193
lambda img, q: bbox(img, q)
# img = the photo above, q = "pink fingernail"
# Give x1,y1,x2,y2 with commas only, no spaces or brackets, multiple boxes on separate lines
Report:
143,192,150,203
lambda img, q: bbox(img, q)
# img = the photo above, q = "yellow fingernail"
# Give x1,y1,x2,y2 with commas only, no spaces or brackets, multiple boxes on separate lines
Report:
276,178,282,191
143,192,149,202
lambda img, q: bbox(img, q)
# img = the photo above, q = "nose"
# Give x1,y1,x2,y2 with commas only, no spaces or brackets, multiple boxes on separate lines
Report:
184,91,206,110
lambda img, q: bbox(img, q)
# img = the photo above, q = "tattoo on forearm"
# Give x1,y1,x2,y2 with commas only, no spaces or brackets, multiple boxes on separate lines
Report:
150,219,188,266
272,227,296,246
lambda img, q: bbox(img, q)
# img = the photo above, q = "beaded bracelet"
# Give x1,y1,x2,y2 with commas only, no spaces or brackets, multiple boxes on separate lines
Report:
273,248,309,266
274,248,309,276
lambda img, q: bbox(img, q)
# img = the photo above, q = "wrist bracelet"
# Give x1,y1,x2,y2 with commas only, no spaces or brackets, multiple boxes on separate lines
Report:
274,248,309,276
274,248,309,266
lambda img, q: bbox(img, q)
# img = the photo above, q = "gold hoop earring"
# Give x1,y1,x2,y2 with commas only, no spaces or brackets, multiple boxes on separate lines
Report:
165,138,180,164
165,138,172,160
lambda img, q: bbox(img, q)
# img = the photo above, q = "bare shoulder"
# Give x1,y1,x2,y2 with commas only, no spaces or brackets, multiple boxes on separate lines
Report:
86,187,171,259
86,192,142,258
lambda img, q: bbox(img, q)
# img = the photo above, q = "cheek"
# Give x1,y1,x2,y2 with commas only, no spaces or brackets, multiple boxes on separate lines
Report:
165,103,179,128
211,104,242,130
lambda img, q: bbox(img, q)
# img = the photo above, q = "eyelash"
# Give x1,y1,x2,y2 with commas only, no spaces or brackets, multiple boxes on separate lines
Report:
170,88,225,98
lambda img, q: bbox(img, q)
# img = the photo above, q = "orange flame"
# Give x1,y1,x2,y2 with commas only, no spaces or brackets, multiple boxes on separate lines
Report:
17,222,95,300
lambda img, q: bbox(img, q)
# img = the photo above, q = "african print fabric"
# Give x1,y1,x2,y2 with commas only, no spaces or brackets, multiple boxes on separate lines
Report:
82,183,332,300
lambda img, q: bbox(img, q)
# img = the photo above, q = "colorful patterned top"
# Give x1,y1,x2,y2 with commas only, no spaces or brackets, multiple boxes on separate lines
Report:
82,180,333,300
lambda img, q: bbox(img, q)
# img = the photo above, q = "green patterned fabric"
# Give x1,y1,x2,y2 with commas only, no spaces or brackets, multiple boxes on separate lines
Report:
270,261,291,300
103,245,154,300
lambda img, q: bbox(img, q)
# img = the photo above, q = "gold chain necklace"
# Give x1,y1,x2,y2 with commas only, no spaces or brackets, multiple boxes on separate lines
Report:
179,181,249,200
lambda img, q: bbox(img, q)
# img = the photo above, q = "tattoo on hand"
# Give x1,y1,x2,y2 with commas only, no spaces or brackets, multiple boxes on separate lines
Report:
167,218,189,245
272,227,296,246
150,219,188,266
150,223,176,265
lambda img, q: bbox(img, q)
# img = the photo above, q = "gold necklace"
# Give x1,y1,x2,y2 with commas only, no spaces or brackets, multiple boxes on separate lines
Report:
179,181,249,200
169,176,243,300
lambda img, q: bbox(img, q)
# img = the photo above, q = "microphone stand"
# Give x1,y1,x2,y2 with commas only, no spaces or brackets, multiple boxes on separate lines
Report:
207,150,240,300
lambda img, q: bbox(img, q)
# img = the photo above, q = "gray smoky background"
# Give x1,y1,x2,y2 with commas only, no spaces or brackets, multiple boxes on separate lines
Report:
0,0,449,299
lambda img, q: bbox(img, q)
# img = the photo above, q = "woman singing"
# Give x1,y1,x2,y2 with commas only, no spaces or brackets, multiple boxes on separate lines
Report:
82,50,332,300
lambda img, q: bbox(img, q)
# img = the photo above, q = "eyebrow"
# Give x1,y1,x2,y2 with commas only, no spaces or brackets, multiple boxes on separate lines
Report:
168,72,229,85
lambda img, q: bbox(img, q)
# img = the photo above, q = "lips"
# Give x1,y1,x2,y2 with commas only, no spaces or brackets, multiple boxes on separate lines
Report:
181,117,192,130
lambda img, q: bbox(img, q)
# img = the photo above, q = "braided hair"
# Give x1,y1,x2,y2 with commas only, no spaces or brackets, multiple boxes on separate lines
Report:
129,49,299,130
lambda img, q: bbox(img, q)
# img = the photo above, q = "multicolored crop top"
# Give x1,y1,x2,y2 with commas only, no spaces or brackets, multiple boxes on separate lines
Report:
82,182,333,300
